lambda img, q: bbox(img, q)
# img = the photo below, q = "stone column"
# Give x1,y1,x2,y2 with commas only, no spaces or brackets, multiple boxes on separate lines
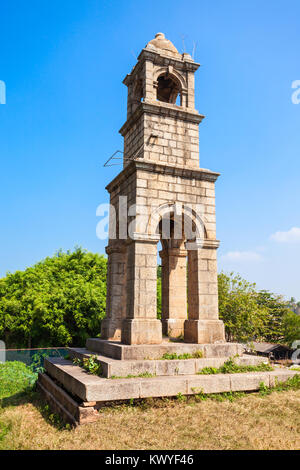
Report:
184,240,225,343
186,71,195,110
160,247,187,338
143,60,155,102
121,236,162,344
101,244,127,341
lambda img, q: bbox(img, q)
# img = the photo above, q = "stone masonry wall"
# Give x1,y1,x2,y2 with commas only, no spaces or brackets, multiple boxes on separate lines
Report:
142,113,199,168
122,106,201,170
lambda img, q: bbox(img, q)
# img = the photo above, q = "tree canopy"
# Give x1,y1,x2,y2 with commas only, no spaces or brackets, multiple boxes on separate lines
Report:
0,248,107,348
218,272,296,345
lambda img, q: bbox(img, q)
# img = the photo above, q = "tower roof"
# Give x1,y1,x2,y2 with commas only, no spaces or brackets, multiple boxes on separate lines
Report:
146,32,180,56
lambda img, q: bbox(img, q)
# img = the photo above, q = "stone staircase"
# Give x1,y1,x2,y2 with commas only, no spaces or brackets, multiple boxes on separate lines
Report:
37,338,299,426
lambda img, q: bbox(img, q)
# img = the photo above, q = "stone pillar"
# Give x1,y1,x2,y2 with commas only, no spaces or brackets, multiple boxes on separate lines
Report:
143,60,155,102
160,247,187,338
121,236,162,345
187,71,195,110
101,244,127,341
184,240,225,343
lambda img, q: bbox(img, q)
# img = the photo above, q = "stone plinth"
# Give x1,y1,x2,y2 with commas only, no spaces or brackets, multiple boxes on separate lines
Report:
121,318,163,345
68,347,267,379
184,320,225,344
86,338,242,360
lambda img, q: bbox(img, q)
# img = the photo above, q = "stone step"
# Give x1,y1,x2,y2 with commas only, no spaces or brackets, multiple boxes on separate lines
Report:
86,338,244,360
68,347,267,378
37,372,99,425
44,357,298,403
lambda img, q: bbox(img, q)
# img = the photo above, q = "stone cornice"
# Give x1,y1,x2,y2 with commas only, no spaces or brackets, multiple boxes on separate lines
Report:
119,101,204,137
106,160,220,194
123,49,200,85
185,239,220,250
127,233,161,244
138,49,200,72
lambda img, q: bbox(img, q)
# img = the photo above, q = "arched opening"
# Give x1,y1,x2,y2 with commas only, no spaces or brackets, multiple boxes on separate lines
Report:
156,74,181,105
150,205,207,339
157,212,188,338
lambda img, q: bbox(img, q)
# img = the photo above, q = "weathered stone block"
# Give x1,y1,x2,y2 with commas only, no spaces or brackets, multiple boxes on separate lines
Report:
156,359,195,376
188,374,231,394
161,318,185,338
184,320,225,343
121,318,163,345
230,372,270,391
140,376,188,398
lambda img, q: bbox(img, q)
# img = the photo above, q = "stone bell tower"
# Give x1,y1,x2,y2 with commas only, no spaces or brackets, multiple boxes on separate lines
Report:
101,33,225,345
38,34,281,425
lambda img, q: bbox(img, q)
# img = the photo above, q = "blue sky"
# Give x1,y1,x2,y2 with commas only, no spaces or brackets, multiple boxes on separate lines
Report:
0,0,299,299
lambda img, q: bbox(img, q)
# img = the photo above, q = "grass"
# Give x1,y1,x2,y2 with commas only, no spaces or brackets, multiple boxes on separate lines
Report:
0,361,299,450
198,357,273,375
0,362,37,400
160,350,203,360
1,386,300,450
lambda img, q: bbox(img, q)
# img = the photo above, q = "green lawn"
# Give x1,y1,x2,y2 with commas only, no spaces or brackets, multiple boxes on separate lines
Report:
0,361,37,400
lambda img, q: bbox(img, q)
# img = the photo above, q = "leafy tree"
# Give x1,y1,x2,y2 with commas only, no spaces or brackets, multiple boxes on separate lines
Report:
255,290,291,343
218,272,296,345
218,272,270,343
282,311,300,347
0,248,107,348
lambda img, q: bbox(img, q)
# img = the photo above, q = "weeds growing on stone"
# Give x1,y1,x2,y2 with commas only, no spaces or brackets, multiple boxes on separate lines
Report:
193,390,247,402
160,350,203,360
72,355,103,376
259,374,300,396
38,402,72,430
198,357,273,375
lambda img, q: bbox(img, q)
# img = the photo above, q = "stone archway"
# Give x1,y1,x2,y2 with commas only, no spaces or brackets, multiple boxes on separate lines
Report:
155,205,206,339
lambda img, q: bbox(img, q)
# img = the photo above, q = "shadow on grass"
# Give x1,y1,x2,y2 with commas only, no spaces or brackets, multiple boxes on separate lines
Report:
0,386,70,431
0,388,36,408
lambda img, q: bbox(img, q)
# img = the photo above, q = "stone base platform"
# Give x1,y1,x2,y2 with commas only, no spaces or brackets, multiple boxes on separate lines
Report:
36,338,300,426
37,356,299,426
